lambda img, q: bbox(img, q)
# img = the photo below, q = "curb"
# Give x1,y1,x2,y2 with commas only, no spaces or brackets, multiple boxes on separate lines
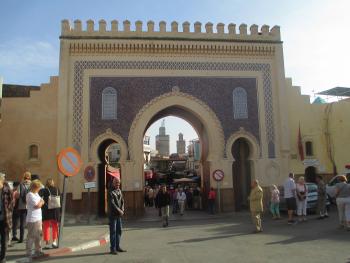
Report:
8,233,110,263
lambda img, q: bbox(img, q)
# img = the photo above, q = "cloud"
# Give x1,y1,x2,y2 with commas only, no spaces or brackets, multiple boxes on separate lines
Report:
0,39,59,70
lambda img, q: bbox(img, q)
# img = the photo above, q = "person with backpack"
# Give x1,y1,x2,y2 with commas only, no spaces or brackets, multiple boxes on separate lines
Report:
39,179,61,249
16,172,31,243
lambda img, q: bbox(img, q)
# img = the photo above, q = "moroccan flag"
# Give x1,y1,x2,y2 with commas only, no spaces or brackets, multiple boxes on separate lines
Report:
107,165,120,179
298,124,304,161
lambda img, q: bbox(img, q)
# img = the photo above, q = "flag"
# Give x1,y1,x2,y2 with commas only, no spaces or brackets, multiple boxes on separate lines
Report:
106,165,120,179
298,124,304,161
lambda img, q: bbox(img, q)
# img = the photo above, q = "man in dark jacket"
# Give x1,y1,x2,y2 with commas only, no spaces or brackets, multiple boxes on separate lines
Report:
0,173,13,263
108,178,126,255
157,185,171,227
17,172,31,243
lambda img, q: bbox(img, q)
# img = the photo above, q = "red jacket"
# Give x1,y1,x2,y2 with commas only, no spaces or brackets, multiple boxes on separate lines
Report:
208,190,216,200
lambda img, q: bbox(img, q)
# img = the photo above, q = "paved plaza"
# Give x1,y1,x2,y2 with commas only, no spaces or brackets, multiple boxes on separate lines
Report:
7,208,349,263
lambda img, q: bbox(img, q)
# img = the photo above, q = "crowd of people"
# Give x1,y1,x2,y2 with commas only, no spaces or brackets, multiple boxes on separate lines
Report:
144,184,218,227
248,173,350,233
0,171,61,262
1,170,349,261
144,185,204,212
0,171,127,261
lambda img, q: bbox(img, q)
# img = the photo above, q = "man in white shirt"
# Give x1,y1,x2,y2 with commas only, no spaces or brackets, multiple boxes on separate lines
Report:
177,188,187,216
284,173,297,224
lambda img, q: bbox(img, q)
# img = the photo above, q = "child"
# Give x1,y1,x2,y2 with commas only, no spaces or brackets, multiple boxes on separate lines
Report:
270,185,281,219
26,180,45,258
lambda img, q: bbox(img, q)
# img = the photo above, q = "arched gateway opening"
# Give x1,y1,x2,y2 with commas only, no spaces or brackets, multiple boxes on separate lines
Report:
128,90,225,216
232,138,251,211
143,107,209,210
90,130,128,217
97,140,121,216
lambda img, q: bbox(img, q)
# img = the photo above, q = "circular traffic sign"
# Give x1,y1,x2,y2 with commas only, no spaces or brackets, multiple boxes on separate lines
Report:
57,147,83,177
84,165,96,182
212,169,224,182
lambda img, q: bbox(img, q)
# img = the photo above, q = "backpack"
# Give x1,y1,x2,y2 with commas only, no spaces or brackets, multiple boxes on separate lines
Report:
19,183,30,203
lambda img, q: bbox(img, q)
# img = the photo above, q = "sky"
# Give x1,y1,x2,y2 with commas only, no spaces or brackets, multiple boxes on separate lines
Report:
1,0,349,152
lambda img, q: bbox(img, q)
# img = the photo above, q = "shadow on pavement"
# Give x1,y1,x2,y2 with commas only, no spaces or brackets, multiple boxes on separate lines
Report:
168,232,251,244
39,252,109,261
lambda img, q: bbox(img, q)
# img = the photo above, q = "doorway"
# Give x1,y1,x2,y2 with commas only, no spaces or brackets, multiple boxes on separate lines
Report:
305,166,317,183
232,138,251,211
97,139,121,216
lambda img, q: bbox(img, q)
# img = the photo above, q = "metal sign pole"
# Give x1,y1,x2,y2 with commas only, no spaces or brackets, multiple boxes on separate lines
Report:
58,175,68,248
88,188,91,224
217,181,221,213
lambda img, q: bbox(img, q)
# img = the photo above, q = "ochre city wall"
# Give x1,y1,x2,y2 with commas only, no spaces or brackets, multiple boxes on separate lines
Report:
0,77,59,184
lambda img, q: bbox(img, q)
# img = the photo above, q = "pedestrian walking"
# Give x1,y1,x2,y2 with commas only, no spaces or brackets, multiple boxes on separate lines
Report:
296,176,308,222
26,180,45,258
193,186,200,210
334,175,350,230
248,179,263,233
270,185,280,219
154,185,162,217
157,185,171,227
16,171,31,243
315,175,328,219
39,179,61,249
284,173,297,224
148,187,154,207
208,187,216,214
186,188,193,210
0,172,13,263
108,178,126,255
144,186,151,207
172,188,179,214
11,182,20,243
177,188,187,216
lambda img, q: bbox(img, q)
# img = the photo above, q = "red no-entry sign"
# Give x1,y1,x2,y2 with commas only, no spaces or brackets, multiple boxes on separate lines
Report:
212,169,224,182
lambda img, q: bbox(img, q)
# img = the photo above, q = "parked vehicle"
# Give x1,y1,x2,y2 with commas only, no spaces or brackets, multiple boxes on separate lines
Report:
280,183,330,212
326,174,350,203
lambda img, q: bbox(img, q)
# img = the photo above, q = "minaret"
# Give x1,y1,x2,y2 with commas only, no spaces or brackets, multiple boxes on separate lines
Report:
155,119,170,156
177,133,186,155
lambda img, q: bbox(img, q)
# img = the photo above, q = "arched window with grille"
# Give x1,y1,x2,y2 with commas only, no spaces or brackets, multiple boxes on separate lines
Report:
29,144,39,160
102,87,117,120
233,87,248,119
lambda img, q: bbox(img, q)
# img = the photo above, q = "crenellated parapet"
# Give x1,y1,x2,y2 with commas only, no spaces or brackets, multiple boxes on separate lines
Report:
60,19,281,42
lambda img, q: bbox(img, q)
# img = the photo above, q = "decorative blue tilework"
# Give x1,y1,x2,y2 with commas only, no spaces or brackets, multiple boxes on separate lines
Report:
73,61,276,158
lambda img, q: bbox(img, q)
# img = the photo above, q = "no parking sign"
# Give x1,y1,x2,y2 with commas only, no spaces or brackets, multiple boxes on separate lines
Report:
57,147,83,177
56,147,83,248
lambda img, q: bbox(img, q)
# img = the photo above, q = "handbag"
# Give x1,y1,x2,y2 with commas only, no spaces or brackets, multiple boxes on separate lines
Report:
47,187,61,209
